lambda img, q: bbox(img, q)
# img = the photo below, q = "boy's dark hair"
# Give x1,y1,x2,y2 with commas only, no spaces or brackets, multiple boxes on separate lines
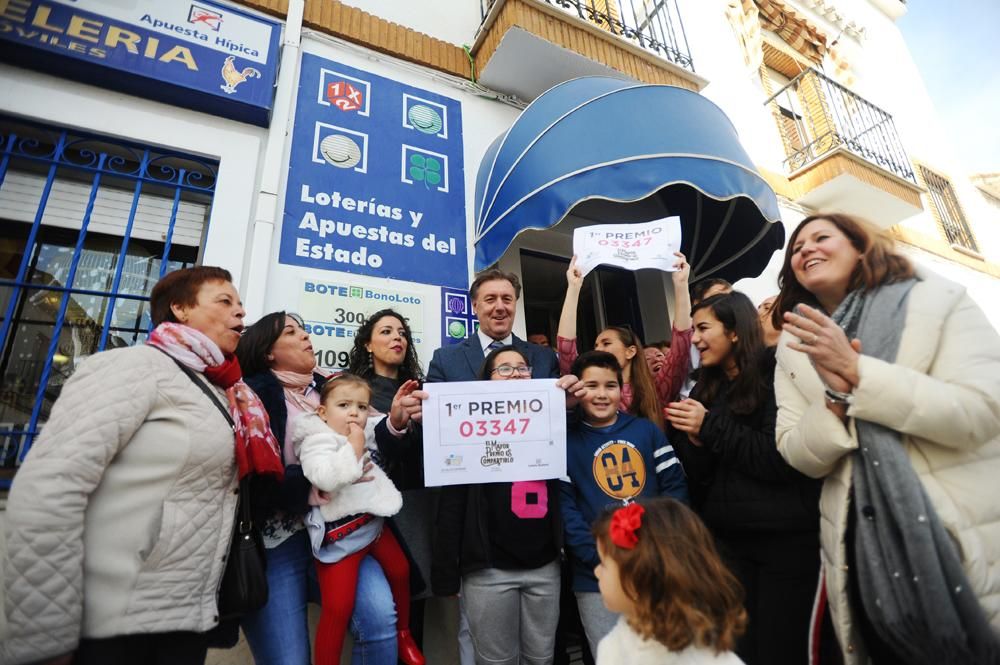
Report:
690,278,733,306
570,350,623,387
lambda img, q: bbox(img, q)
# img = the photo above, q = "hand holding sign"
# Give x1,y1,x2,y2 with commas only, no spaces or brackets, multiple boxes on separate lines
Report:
422,379,567,486
573,216,682,276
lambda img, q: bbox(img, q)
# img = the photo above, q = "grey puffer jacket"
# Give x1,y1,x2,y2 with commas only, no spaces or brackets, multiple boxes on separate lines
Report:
1,345,238,664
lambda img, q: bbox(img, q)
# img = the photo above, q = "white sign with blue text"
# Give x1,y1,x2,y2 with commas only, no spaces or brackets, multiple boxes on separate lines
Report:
573,216,682,277
422,380,567,487
280,54,466,288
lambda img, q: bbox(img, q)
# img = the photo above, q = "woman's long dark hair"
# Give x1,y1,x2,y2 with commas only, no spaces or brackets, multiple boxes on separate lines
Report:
348,308,424,382
235,311,306,378
603,326,664,430
690,293,767,415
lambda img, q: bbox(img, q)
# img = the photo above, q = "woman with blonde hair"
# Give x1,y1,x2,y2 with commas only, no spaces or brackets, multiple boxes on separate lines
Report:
773,212,1000,664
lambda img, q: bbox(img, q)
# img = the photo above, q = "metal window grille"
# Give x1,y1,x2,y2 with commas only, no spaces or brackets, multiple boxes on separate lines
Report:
0,115,218,487
919,166,979,253
764,68,916,183
480,0,694,73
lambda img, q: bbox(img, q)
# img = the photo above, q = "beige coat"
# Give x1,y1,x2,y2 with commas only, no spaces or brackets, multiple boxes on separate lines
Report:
774,272,1000,664
2,345,238,665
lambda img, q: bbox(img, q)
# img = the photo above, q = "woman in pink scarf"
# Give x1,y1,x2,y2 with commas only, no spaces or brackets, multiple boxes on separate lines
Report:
235,311,402,665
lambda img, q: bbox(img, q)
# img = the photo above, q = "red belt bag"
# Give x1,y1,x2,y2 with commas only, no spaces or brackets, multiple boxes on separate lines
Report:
323,513,376,546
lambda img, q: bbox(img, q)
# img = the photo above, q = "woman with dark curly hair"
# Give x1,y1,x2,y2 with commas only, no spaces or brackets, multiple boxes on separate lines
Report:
348,308,424,410
348,309,434,649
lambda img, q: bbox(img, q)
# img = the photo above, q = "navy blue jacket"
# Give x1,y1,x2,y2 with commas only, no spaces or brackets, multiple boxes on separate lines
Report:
560,412,689,592
426,334,559,383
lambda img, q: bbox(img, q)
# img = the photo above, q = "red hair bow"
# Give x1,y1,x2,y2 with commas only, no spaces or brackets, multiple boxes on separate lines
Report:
610,503,645,549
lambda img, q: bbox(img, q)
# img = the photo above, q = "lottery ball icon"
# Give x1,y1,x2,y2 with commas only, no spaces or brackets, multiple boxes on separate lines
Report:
407,104,443,134
320,134,361,169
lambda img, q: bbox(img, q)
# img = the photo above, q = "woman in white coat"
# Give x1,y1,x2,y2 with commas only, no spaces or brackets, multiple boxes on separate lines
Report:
771,213,1000,664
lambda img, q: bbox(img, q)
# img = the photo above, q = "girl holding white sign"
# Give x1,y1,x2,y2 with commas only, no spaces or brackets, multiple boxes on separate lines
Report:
432,345,584,665
557,253,694,429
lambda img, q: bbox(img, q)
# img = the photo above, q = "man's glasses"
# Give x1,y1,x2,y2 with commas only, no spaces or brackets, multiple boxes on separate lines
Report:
490,364,532,378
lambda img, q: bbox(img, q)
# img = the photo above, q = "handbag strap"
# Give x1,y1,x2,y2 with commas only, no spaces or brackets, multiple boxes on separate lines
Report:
153,349,254,530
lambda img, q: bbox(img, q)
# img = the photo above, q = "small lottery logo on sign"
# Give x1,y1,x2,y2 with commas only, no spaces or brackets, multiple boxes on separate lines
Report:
189,4,223,31
327,81,364,112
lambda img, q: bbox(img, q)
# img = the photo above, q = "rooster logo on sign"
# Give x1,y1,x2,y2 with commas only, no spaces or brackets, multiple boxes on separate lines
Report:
220,56,261,94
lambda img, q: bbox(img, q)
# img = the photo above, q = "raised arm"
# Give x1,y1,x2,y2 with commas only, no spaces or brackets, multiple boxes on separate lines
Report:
671,252,692,331
557,255,584,375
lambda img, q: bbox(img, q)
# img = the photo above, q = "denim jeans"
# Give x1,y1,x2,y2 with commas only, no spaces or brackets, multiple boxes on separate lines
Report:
241,530,397,665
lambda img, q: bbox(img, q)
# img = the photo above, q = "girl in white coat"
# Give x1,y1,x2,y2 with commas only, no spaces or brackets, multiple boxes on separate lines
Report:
592,498,746,665
293,374,425,665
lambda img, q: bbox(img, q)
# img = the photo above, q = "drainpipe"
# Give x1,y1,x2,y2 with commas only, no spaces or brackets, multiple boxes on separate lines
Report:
242,0,304,319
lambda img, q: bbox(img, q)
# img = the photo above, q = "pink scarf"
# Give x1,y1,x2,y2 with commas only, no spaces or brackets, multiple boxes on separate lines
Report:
148,322,284,480
271,369,318,414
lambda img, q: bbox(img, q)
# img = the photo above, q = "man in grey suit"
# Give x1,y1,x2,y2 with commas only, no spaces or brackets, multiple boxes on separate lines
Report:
427,267,560,382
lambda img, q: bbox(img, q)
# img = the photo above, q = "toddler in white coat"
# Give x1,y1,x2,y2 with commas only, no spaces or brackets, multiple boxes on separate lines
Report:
592,498,747,665
292,373,424,665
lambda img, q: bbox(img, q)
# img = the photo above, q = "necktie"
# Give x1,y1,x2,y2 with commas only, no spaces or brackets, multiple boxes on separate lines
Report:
487,340,504,351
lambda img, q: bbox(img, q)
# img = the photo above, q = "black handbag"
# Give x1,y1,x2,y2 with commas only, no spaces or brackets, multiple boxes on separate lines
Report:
163,352,269,618
217,476,269,619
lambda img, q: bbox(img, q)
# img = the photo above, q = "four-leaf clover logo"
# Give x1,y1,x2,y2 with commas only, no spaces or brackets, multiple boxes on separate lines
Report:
409,153,442,189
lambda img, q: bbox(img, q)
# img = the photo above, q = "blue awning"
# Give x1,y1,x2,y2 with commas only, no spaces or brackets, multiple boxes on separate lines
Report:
474,77,785,283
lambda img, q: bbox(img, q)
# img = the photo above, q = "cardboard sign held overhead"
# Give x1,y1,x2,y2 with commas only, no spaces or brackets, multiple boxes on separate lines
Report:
573,216,682,276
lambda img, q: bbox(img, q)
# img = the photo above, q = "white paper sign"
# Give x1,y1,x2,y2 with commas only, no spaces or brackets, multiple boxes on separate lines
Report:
573,216,682,276
422,379,567,487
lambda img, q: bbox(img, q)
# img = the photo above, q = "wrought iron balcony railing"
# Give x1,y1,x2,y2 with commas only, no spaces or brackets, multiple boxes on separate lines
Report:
764,68,915,183
480,0,694,73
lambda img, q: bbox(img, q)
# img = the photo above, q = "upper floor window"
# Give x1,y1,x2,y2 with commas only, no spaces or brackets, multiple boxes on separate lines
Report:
918,165,979,253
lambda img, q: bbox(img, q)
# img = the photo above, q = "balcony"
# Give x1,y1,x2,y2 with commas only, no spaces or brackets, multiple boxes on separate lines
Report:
765,67,923,226
473,0,706,102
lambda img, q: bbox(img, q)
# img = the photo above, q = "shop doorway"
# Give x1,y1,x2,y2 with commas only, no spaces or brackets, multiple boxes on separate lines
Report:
520,249,643,352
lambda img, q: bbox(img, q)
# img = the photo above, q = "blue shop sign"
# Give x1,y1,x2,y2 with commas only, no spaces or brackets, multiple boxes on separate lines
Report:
280,53,467,289
0,0,281,126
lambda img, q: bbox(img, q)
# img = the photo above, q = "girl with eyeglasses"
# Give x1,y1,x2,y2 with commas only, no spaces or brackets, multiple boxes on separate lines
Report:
432,345,584,665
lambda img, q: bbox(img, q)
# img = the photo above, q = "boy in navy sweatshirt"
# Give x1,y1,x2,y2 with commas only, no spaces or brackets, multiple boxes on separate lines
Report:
560,350,688,653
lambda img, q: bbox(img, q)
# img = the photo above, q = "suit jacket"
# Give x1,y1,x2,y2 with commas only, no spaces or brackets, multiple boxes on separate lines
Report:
426,334,559,382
